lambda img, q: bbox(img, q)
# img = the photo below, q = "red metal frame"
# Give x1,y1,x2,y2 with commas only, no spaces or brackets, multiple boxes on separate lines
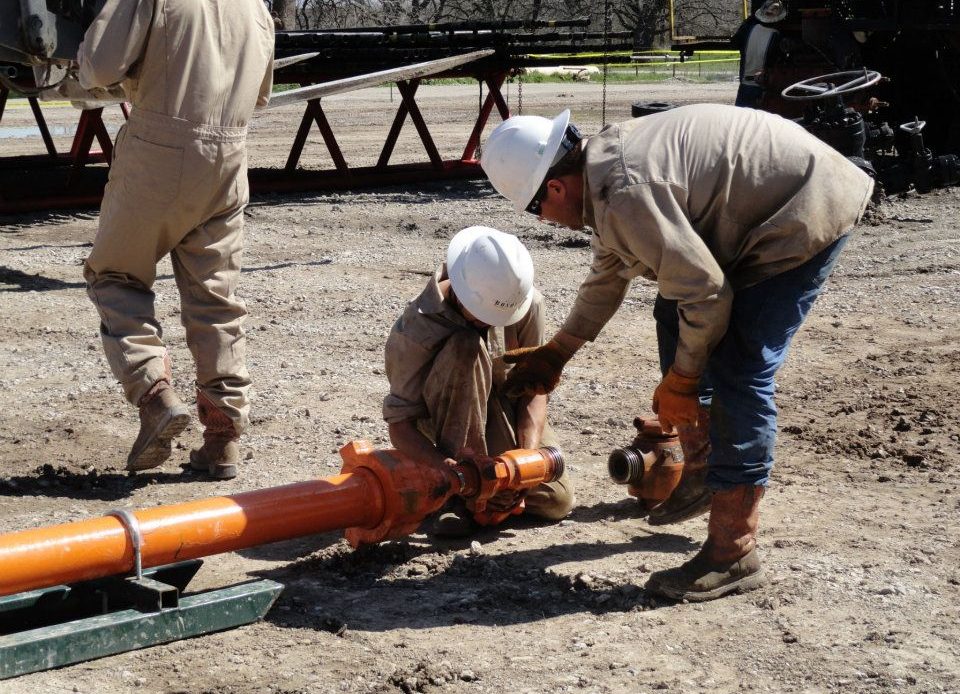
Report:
461,73,509,161
0,70,510,212
284,85,349,172
27,97,57,157
376,79,443,169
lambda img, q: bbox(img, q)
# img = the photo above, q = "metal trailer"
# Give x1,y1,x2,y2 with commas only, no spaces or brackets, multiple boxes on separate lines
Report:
0,6,633,213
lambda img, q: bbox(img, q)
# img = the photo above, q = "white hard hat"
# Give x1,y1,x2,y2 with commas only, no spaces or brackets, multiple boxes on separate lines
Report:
481,110,571,213
447,226,534,327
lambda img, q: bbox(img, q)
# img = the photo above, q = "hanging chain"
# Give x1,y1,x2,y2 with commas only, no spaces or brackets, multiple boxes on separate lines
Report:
477,78,484,158
601,0,611,126
517,69,523,115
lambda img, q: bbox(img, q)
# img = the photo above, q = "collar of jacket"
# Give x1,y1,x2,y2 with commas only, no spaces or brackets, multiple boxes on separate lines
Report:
418,264,471,328
580,136,597,230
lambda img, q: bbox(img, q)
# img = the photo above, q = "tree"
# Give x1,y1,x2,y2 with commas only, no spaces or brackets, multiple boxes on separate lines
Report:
263,0,298,29
263,0,742,39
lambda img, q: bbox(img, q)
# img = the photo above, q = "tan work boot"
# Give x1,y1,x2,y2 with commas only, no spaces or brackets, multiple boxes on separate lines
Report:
428,498,478,539
189,391,241,480
645,484,766,602
126,381,191,471
648,406,712,526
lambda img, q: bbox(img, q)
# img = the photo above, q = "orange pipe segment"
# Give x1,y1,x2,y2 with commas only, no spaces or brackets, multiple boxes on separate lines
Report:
0,472,383,597
0,442,564,597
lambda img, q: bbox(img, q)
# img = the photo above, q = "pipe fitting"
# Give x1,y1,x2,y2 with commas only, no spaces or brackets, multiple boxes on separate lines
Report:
608,416,684,510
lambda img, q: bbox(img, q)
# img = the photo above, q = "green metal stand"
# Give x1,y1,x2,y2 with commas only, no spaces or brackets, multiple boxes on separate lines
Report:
0,560,283,680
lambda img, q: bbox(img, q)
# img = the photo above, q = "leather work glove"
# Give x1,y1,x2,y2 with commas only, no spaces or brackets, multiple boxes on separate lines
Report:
652,366,701,433
502,339,574,398
485,488,527,514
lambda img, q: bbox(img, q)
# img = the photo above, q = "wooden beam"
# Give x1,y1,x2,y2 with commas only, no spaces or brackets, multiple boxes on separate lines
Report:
273,52,320,70
267,49,494,109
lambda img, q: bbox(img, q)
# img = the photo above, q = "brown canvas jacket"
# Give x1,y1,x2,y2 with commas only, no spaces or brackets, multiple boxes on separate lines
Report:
562,103,874,375
383,265,546,424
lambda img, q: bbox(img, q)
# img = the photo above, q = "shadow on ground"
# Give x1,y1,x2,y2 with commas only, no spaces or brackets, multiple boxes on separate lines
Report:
0,265,85,292
253,503,697,634
0,462,209,501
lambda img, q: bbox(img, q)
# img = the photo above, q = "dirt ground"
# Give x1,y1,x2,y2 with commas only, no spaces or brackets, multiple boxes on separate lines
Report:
0,80,958,694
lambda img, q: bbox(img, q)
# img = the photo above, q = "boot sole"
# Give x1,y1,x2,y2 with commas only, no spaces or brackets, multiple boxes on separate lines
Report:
647,491,713,526
653,569,767,603
189,451,238,479
209,462,237,480
126,409,191,471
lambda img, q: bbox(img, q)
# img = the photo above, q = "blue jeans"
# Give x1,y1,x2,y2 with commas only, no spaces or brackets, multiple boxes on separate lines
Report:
654,235,850,489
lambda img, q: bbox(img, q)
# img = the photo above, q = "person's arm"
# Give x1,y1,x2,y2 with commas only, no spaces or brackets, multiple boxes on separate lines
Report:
604,183,732,376
507,291,558,441
388,420,453,468
256,22,275,109
77,0,154,89
515,393,547,449
602,182,732,429
502,239,622,398
560,234,632,343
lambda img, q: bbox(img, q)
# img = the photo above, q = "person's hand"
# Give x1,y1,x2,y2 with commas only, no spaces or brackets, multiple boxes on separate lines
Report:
652,366,701,432
485,488,527,513
502,339,574,398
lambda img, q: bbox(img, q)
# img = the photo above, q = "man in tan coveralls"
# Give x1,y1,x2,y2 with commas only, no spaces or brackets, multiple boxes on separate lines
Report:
78,0,274,479
482,104,874,600
384,227,575,537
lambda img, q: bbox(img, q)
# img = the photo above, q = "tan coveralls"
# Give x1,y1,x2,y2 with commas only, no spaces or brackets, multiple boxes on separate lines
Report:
562,103,874,375
78,0,274,432
384,266,575,519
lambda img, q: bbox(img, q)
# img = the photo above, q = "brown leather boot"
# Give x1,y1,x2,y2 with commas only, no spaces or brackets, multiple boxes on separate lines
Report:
645,484,766,602
189,392,240,480
428,498,479,539
127,381,191,471
648,406,712,525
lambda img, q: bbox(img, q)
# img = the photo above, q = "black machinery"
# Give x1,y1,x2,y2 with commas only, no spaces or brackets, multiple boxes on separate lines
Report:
728,0,960,194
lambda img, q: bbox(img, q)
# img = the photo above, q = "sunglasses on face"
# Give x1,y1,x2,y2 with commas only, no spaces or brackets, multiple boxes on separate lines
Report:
525,181,548,216
524,123,582,217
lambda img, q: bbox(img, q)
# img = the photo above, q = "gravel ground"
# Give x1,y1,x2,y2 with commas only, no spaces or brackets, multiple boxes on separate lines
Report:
0,80,958,694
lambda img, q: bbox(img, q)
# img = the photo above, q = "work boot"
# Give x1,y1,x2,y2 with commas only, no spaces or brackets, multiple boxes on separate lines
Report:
648,406,712,526
126,381,191,471
645,484,766,602
428,498,478,539
189,392,241,480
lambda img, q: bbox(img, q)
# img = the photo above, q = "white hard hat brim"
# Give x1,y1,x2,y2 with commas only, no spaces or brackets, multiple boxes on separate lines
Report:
496,289,534,327
514,109,572,213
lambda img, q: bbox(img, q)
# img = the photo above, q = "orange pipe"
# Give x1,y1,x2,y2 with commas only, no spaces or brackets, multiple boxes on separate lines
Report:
0,471,384,597
0,441,563,597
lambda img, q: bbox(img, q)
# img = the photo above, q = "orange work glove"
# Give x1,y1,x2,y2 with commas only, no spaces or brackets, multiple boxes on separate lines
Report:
502,339,574,398
652,366,701,433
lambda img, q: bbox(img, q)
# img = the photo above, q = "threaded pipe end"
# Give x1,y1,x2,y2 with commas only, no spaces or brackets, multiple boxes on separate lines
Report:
608,447,645,485
538,446,565,481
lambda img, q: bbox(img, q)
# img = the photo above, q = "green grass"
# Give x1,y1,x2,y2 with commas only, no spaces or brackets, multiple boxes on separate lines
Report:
273,51,741,91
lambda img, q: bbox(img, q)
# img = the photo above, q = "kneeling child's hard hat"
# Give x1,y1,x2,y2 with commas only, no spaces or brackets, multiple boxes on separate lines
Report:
447,226,534,327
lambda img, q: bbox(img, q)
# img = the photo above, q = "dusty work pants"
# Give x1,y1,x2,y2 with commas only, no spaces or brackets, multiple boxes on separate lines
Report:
654,235,851,490
420,329,575,520
84,109,252,432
